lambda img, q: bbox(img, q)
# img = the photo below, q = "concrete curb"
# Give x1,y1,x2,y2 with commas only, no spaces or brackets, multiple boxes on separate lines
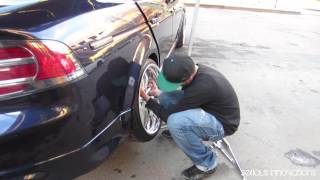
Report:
184,2,301,15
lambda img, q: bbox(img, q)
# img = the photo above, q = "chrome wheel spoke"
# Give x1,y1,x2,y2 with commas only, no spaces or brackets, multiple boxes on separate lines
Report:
138,63,161,135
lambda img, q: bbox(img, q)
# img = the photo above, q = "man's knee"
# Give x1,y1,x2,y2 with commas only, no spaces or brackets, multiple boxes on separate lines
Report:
167,112,185,131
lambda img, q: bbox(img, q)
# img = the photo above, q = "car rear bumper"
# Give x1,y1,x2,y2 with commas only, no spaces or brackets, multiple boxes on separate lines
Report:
1,137,123,180
0,71,131,179
0,110,129,180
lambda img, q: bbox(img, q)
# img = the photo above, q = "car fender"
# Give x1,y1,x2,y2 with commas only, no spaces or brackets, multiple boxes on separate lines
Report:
121,34,158,129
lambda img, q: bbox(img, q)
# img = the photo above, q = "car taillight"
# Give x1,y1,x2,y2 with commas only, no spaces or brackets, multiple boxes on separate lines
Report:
0,40,85,100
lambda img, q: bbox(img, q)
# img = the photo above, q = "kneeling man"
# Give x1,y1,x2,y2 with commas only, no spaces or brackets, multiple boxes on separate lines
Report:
140,55,240,180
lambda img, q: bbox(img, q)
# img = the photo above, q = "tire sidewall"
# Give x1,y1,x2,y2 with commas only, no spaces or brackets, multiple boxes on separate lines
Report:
132,59,160,142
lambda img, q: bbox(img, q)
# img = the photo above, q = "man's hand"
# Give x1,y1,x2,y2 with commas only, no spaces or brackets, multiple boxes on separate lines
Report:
148,80,161,97
140,87,150,102
140,79,161,102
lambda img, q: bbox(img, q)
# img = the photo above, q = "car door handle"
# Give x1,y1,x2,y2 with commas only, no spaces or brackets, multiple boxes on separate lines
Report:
150,17,159,25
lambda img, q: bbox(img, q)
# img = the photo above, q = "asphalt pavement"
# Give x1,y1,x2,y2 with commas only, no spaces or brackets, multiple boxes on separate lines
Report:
77,7,320,180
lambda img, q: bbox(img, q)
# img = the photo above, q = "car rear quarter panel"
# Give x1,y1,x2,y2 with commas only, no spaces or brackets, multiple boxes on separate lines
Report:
0,0,158,178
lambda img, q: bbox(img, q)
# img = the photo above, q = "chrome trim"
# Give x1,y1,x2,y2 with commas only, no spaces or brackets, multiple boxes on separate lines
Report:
0,77,33,88
0,69,86,100
19,46,40,82
83,108,132,148
0,57,35,68
31,69,85,89
33,109,132,166
166,37,178,59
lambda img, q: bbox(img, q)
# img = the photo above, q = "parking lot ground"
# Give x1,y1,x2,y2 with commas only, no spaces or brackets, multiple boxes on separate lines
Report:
77,7,320,180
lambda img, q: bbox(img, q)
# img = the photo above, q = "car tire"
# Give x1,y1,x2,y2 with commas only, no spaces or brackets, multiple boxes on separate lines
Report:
132,59,161,142
175,21,185,49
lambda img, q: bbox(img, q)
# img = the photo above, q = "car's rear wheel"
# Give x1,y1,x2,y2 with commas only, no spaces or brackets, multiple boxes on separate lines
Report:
132,59,161,141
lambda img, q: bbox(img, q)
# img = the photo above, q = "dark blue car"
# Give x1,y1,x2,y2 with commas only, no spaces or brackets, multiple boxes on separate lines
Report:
0,0,185,179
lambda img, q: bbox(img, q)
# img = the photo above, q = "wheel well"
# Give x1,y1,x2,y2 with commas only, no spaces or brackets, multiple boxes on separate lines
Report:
148,53,159,65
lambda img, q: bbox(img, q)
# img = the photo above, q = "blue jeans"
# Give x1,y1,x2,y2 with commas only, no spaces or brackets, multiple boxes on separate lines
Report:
159,91,225,171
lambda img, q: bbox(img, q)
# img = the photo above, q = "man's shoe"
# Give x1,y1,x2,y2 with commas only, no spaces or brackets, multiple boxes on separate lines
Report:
182,165,216,180
161,130,172,139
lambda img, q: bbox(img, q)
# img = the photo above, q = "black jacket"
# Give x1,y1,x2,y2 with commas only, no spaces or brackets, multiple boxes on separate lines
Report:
146,64,240,135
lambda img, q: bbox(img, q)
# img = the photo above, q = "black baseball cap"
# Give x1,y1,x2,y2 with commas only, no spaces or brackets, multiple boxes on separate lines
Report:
157,55,195,92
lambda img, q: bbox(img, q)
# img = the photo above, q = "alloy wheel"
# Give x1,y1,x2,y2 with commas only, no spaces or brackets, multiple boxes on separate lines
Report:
138,63,161,135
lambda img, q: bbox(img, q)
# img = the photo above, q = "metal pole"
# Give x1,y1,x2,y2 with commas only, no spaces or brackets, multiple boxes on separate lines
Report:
188,0,200,57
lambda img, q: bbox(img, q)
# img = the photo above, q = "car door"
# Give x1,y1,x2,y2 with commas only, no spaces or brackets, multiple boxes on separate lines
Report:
168,0,184,42
66,1,154,135
135,0,174,60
